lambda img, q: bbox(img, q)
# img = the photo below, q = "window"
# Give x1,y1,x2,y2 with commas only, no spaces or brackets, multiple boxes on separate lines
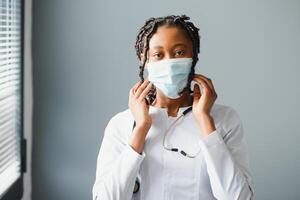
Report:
0,0,25,199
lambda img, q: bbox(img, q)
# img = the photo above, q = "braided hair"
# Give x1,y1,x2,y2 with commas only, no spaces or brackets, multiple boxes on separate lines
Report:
134,14,201,104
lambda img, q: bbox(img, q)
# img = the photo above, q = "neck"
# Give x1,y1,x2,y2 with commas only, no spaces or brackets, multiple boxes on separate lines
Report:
152,89,193,117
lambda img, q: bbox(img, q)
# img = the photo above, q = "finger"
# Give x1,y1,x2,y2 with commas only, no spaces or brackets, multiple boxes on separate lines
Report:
192,76,212,95
133,81,142,94
193,83,201,102
138,82,153,101
193,74,217,95
206,78,217,98
132,79,149,95
200,75,216,94
195,74,218,98
130,81,142,96
135,80,150,98
194,76,217,99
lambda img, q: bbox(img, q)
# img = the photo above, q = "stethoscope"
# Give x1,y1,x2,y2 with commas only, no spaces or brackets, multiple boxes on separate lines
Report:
131,106,196,193
162,106,201,158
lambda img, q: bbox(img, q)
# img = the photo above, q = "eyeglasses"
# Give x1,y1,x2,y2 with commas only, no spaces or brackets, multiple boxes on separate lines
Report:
162,106,201,158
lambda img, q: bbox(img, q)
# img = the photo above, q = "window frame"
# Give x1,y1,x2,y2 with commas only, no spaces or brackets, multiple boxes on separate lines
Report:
0,0,26,199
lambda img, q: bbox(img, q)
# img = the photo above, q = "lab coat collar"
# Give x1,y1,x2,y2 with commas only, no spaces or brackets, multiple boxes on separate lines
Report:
149,105,193,118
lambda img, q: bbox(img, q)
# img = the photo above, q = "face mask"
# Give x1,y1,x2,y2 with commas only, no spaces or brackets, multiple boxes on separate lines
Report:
145,57,193,99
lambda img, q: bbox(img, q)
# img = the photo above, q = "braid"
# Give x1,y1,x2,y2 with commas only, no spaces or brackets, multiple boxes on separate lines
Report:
134,14,201,104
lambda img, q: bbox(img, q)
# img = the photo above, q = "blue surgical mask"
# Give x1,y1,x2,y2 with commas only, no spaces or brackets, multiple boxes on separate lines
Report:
146,57,193,99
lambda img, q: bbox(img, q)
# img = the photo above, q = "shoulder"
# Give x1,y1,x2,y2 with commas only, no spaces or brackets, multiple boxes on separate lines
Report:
109,107,133,125
105,107,134,137
210,103,243,133
211,103,241,120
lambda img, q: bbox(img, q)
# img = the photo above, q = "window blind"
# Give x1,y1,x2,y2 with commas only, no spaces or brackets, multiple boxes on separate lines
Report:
0,0,22,197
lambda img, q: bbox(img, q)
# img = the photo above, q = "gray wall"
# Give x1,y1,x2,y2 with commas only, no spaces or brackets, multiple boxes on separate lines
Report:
32,0,300,199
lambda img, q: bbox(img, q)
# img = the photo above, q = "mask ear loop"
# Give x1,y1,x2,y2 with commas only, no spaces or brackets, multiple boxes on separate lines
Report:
190,80,202,93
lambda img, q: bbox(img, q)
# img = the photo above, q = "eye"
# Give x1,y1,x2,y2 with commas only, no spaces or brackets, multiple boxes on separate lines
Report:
152,52,162,60
175,50,185,56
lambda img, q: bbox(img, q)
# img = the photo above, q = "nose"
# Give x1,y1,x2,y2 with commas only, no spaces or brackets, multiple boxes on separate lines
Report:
164,52,175,59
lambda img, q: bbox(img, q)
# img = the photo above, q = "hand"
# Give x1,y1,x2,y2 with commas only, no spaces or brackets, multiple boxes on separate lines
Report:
128,79,153,129
128,80,153,154
192,74,218,136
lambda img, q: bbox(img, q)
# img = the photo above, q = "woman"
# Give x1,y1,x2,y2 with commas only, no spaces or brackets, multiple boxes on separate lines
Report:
92,14,255,200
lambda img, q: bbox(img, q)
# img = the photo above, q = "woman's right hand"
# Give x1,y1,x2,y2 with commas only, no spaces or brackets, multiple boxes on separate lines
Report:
128,79,153,129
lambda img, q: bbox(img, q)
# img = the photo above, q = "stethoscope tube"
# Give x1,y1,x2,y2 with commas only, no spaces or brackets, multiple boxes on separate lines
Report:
131,106,192,193
132,106,192,130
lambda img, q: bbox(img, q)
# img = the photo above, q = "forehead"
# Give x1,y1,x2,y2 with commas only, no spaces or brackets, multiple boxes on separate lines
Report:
148,25,192,49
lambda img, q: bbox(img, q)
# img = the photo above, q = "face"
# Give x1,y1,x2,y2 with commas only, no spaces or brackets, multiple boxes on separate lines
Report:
141,25,193,65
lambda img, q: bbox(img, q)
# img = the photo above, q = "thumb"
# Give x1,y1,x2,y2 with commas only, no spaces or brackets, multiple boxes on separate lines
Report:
193,83,201,103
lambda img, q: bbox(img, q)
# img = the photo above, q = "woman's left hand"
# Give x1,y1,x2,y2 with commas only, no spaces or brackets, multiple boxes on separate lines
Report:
192,74,218,137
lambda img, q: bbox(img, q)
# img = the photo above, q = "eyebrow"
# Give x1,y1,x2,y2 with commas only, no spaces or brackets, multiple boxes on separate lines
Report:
151,43,188,49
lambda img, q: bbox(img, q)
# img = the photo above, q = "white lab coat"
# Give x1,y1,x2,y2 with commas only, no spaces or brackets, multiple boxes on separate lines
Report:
92,103,255,200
